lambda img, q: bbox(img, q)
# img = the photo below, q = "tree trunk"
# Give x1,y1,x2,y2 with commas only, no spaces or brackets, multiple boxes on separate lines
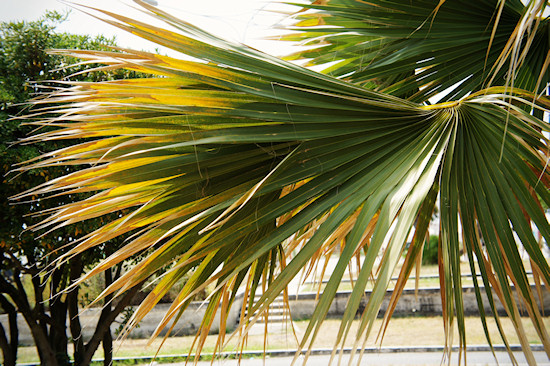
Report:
80,279,143,366
102,268,113,366
0,270,58,365
69,297,84,365
68,256,84,366
0,322,15,366
102,327,113,366
0,293,18,366
49,269,70,366
27,321,58,366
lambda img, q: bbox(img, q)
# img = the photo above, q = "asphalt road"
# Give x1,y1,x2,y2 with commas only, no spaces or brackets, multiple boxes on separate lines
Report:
163,350,550,366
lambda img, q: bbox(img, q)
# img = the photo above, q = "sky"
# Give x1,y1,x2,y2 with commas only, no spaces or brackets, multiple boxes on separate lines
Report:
0,0,298,56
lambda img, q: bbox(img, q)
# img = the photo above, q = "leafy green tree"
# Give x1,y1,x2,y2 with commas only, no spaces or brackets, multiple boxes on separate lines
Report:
0,12,145,366
15,1,550,365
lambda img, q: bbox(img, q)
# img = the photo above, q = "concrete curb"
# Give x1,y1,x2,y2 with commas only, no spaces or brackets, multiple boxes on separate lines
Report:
16,344,546,366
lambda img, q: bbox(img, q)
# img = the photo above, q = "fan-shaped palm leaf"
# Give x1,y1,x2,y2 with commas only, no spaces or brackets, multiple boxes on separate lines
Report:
13,1,550,365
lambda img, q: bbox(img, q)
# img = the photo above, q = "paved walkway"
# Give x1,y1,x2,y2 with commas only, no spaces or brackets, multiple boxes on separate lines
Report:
161,350,550,366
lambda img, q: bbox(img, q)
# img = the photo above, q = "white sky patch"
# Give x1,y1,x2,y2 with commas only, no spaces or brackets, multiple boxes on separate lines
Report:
0,0,301,57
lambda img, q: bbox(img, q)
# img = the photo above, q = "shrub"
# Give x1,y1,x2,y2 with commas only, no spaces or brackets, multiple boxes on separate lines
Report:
422,235,439,265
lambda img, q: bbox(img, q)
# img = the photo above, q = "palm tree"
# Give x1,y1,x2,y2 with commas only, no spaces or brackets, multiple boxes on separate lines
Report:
15,0,550,364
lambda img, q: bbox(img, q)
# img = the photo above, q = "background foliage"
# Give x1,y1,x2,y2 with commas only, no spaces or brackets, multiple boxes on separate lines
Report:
0,12,147,366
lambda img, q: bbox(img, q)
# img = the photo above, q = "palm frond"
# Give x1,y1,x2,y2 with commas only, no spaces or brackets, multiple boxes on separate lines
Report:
281,0,549,102
13,1,550,364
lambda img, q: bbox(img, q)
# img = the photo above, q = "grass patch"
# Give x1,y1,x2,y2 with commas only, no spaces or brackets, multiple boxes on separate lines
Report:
13,316,550,365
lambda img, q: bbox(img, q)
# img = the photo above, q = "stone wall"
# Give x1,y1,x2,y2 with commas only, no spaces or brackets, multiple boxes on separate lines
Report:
3,285,548,346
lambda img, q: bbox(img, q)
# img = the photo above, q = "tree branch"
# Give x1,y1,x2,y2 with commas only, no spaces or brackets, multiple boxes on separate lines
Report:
81,282,143,366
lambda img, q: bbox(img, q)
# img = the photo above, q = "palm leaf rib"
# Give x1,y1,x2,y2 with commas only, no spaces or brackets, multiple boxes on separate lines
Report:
13,0,550,364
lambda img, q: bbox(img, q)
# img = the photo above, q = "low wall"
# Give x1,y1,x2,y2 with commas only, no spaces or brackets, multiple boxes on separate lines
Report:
0,301,242,346
288,285,550,320
3,285,548,346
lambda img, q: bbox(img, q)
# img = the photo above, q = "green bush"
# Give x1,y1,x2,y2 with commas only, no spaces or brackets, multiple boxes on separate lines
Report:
422,235,439,265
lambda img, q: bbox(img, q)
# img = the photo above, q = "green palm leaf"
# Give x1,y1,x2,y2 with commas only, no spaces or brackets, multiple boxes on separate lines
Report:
282,0,549,102
14,0,550,364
